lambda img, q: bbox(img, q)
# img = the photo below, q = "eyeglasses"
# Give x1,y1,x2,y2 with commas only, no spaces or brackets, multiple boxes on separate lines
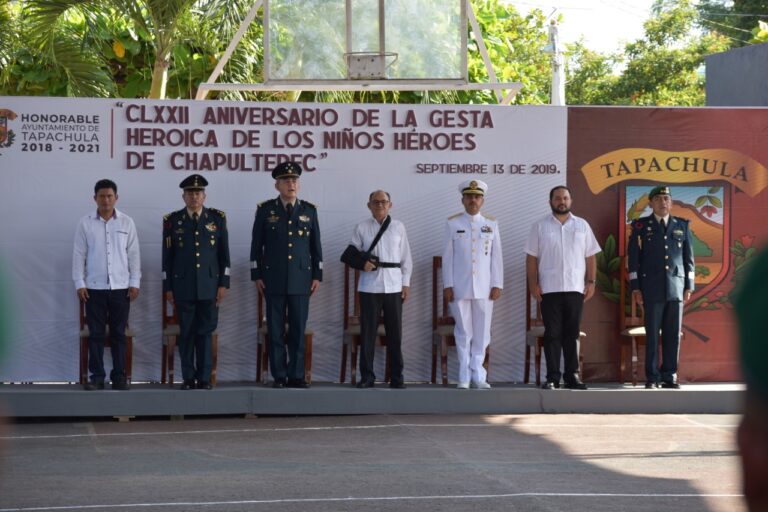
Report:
370,200,390,206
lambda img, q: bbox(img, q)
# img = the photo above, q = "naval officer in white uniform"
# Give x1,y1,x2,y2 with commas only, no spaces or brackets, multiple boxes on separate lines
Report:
442,180,503,389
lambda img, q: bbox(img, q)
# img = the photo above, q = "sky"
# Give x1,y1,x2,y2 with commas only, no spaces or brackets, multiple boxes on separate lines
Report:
510,0,657,54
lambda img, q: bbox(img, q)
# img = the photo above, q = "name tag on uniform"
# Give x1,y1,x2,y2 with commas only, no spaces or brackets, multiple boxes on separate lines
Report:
456,230,465,233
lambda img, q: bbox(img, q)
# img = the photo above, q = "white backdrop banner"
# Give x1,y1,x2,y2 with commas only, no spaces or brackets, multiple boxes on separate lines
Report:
0,97,566,383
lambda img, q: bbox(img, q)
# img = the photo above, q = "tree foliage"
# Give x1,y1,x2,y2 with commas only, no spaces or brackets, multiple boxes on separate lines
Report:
698,0,768,47
566,0,730,106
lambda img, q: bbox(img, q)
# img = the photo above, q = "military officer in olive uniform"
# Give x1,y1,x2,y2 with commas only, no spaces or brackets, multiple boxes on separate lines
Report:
163,174,230,390
628,185,694,389
250,162,322,388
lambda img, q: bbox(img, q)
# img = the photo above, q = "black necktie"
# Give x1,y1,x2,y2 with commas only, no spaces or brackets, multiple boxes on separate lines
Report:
286,203,294,218
660,218,666,231
192,212,199,226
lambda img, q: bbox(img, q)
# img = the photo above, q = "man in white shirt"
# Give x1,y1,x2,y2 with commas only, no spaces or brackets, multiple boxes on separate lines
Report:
350,190,413,389
73,179,141,390
442,180,503,390
525,185,600,390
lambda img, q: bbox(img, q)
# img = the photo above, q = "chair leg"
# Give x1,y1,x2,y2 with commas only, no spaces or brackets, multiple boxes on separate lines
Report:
440,338,449,386
125,335,133,384
524,344,531,384
631,339,638,387
167,336,176,387
350,336,359,385
211,333,218,386
431,334,437,384
340,338,348,384
256,336,262,383
535,339,542,387
79,336,88,385
304,334,312,384
619,344,627,384
161,342,168,384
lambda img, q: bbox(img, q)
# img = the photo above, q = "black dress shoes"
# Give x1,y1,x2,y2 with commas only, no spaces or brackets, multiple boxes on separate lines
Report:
661,381,681,389
180,380,196,390
541,381,559,390
288,379,310,389
272,379,286,388
83,381,105,391
645,381,660,389
197,381,213,390
111,380,130,391
356,380,375,389
563,380,588,390
389,382,407,389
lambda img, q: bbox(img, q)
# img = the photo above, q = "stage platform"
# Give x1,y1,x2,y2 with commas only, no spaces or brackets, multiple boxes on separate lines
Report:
0,382,744,418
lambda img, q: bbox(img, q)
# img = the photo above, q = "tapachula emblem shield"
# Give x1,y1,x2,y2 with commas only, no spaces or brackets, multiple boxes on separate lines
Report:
0,109,17,148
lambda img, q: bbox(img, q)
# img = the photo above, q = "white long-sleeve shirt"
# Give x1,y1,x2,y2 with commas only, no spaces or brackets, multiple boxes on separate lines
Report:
351,216,412,293
442,211,503,299
72,208,141,290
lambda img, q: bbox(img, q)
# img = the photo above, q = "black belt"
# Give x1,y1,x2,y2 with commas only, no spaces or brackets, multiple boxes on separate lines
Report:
376,262,401,268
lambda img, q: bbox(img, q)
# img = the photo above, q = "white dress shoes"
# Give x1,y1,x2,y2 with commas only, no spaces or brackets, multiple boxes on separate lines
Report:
471,381,492,390
457,382,470,389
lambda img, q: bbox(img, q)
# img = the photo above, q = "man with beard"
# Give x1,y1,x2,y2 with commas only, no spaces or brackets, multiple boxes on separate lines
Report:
525,185,600,390
627,185,693,389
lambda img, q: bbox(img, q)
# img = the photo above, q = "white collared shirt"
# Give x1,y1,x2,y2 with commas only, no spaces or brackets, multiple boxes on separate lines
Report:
442,211,503,299
351,216,412,293
524,213,600,294
72,208,141,290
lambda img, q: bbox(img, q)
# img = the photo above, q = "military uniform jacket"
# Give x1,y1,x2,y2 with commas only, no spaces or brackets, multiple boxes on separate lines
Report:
250,197,323,295
627,214,694,302
442,211,503,299
162,207,230,301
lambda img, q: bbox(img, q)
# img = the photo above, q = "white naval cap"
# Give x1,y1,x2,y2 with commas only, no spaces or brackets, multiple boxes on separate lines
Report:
459,179,488,196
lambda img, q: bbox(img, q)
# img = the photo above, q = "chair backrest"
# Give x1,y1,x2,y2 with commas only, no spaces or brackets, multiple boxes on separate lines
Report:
619,255,643,329
524,282,544,332
162,291,178,329
432,256,455,330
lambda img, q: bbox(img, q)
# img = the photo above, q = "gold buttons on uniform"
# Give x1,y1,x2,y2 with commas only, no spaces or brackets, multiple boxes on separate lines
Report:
288,243,293,248
288,231,293,236
288,255,293,260
288,220,292,225
665,265,669,270
665,255,669,259
196,253,200,257
196,242,200,246
196,263,201,268
195,231,199,235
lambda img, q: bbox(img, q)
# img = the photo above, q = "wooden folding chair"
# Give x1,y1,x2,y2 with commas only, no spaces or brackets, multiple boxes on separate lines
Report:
339,263,390,385
78,300,133,384
161,292,218,386
256,292,313,384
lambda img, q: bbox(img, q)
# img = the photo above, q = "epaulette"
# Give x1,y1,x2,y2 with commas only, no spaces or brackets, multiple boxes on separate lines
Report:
209,208,226,217
301,200,317,209
448,212,463,220
482,212,496,221
257,199,270,208
674,216,689,224
163,213,170,221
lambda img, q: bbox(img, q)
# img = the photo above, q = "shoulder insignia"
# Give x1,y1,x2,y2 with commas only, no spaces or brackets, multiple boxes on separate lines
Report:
257,200,269,207
482,212,496,221
448,211,463,220
301,200,317,209
163,213,170,221
209,208,226,217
